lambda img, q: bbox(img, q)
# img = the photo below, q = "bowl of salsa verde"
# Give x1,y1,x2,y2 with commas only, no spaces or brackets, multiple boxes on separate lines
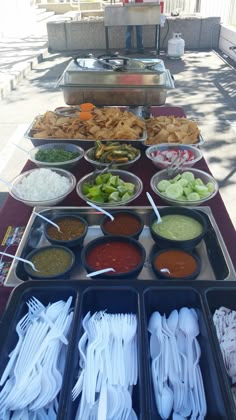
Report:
81,235,146,279
149,206,207,250
100,210,144,240
24,245,75,279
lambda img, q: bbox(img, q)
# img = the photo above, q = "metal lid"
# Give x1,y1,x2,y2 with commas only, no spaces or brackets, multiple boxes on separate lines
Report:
59,54,170,88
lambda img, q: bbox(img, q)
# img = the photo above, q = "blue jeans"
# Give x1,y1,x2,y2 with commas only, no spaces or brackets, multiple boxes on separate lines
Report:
125,25,143,50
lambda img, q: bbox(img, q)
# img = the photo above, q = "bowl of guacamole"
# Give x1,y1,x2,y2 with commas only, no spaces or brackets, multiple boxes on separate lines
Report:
149,206,207,250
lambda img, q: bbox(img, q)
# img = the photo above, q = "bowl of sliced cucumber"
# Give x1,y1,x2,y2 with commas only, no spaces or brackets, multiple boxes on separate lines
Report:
150,168,218,206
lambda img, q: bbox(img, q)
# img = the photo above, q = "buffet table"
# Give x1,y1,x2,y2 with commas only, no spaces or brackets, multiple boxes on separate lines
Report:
0,106,236,320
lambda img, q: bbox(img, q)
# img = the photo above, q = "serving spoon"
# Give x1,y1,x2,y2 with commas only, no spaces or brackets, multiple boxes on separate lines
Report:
33,211,62,232
0,251,39,272
86,268,115,277
86,201,114,221
146,192,162,224
13,143,31,156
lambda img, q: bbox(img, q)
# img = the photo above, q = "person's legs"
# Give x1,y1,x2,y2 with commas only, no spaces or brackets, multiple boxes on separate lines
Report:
136,25,144,51
125,26,133,52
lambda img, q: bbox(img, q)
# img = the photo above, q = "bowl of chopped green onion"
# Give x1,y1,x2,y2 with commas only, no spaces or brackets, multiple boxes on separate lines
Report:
29,143,84,170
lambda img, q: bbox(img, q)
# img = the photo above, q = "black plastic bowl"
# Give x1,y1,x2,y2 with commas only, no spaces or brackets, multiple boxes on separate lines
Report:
45,214,88,248
81,235,146,279
100,210,144,240
149,207,207,251
24,245,75,279
151,248,201,280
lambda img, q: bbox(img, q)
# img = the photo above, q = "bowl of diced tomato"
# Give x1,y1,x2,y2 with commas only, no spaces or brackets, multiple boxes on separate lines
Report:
145,144,203,170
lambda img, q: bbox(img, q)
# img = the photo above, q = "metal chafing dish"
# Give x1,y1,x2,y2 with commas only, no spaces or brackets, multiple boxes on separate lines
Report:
57,53,174,106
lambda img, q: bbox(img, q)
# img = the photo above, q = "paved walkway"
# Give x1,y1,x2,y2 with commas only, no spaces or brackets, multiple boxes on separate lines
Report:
0,10,49,100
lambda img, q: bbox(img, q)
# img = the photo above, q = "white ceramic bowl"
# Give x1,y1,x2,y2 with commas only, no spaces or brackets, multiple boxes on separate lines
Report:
76,169,143,207
145,144,203,170
150,167,218,206
9,168,76,207
84,146,141,170
29,143,84,170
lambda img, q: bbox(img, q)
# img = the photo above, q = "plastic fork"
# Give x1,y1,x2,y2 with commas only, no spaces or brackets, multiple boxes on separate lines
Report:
122,314,137,387
72,370,84,401
26,297,69,344
0,313,30,386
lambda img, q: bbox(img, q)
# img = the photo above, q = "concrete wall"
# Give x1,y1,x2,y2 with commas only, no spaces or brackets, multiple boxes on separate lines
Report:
38,1,102,13
47,15,221,52
219,25,236,61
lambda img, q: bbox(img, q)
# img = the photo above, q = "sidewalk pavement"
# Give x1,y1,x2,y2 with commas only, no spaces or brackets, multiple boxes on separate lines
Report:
0,8,49,101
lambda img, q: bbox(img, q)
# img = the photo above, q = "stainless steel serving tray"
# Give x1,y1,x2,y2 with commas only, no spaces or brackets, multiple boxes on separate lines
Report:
24,117,148,148
57,58,174,106
58,58,169,88
4,206,236,287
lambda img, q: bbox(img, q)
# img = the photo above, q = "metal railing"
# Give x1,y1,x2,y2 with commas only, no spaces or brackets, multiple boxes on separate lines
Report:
164,0,236,25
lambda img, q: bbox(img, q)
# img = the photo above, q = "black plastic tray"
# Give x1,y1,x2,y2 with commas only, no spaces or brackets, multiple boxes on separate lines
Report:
203,287,236,418
0,280,235,419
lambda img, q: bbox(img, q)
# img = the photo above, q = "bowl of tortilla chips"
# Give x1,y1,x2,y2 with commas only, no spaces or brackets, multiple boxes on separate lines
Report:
143,115,202,146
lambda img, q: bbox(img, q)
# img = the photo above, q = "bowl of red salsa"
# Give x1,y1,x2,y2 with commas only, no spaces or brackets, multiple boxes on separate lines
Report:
100,210,144,240
151,248,201,280
81,235,146,279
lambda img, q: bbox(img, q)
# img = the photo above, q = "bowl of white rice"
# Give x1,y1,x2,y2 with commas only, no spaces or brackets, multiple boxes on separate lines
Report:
9,168,76,207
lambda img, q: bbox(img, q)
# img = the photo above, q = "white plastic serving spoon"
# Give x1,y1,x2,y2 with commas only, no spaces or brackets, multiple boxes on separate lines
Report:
0,251,39,272
33,211,62,232
13,143,31,156
86,201,114,221
86,268,115,277
146,192,162,224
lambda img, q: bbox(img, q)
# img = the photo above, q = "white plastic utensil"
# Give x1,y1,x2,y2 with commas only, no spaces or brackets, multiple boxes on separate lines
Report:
86,201,114,221
86,268,115,277
0,251,39,272
146,192,162,223
13,143,31,156
0,178,15,189
33,211,61,232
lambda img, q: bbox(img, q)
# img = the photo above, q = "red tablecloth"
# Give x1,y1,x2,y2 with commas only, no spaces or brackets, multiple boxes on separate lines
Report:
0,106,235,318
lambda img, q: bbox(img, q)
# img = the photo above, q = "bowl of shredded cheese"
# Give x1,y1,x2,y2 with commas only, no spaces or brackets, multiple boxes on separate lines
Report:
9,168,76,207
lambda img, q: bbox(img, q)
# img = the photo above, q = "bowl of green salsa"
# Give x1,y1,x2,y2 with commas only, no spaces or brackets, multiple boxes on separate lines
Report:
24,245,75,279
29,143,84,170
149,207,207,250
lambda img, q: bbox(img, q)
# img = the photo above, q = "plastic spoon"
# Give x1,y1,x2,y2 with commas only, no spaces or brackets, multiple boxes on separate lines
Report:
13,143,31,156
0,178,15,190
86,201,114,221
146,192,162,223
33,211,62,232
86,268,115,277
0,251,39,272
